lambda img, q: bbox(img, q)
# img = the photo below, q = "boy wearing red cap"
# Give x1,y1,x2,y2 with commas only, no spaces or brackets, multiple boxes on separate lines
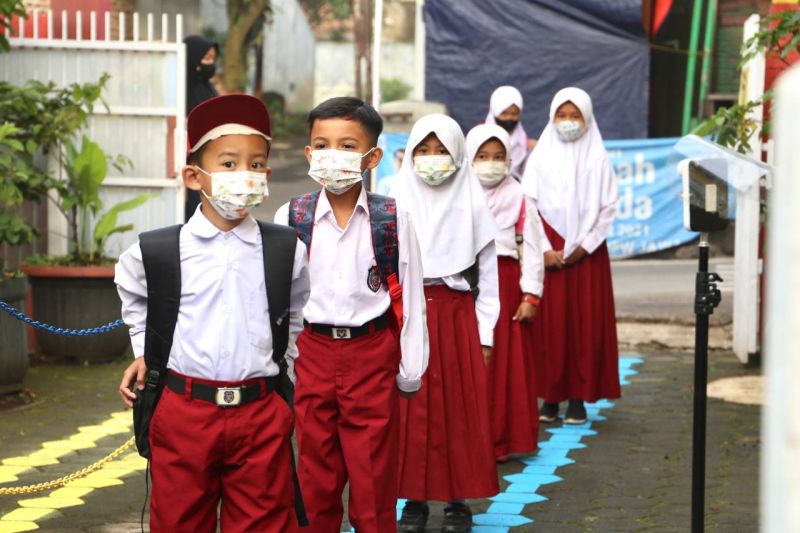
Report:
116,94,310,532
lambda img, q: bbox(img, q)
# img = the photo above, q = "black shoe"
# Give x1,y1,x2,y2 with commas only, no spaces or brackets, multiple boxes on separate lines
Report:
564,399,587,424
539,402,560,423
398,500,429,533
442,501,472,533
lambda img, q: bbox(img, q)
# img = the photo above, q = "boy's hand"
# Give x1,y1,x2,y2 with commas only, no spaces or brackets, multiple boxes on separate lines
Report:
513,301,538,322
398,388,418,400
482,346,493,366
544,250,564,269
119,357,148,408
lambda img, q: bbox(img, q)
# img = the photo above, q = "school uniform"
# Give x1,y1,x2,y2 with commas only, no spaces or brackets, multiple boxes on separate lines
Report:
274,186,428,533
116,208,310,532
392,114,501,502
467,124,545,458
521,87,621,404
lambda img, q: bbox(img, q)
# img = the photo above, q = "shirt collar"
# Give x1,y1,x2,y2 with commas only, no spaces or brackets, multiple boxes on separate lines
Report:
187,205,260,244
314,186,368,223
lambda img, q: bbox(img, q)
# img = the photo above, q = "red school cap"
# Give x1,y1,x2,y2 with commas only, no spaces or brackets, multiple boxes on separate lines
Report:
186,94,272,162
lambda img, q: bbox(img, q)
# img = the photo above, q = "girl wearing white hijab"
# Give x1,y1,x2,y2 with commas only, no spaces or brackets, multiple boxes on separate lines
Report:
466,123,544,462
485,85,535,181
393,114,500,533
521,87,620,425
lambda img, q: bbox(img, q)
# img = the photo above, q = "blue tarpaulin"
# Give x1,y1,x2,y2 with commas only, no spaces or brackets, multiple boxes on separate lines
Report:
375,135,699,259
423,0,649,140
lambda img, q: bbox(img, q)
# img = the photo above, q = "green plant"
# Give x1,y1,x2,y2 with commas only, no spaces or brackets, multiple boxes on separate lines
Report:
52,136,151,264
0,0,25,52
0,77,109,267
381,77,411,103
693,10,799,151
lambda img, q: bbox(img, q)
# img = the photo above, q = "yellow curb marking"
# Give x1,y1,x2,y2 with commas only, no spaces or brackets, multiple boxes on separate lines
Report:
0,411,145,527
0,521,39,532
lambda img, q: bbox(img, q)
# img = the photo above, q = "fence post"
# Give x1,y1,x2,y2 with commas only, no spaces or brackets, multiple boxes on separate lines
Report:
761,62,800,533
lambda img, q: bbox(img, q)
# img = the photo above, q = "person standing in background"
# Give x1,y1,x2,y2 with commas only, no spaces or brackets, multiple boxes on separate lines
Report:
485,86,536,181
183,35,220,221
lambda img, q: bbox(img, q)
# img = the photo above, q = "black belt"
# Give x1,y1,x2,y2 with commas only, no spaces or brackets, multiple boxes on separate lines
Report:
305,314,390,340
166,372,277,407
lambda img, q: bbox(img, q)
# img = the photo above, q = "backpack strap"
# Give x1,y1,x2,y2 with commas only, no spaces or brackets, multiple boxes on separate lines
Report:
287,190,320,253
366,192,403,328
139,225,183,384
256,220,308,527
462,262,480,300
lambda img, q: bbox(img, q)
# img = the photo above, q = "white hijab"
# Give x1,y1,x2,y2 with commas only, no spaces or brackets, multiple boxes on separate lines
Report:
485,86,529,180
521,87,618,256
393,114,498,278
465,124,523,230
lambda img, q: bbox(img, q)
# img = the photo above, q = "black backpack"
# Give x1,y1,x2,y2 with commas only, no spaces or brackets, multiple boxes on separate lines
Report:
132,220,307,525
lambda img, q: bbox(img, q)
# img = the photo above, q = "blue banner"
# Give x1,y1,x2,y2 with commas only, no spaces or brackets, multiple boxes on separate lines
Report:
374,135,699,259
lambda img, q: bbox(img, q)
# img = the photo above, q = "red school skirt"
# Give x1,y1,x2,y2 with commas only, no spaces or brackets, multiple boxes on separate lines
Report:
398,285,499,501
530,220,621,403
489,256,539,458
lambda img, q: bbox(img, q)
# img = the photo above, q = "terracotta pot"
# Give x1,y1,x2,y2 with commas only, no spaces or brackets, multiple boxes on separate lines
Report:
20,264,130,363
0,277,29,393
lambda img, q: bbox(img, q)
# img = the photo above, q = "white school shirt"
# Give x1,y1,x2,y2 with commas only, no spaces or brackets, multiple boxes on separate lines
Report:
493,197,545,298
114,207,310,382
424,241,501,348
274,188,429,392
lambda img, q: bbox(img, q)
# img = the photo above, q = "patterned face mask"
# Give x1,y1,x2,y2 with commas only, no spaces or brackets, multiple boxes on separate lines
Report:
197,167,268,220
414,154,457,186
308,148,374,195
555,120,587,143
473,161,509,187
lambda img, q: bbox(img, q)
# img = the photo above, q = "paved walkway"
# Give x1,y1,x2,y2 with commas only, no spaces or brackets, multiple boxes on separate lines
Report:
0,342,760,532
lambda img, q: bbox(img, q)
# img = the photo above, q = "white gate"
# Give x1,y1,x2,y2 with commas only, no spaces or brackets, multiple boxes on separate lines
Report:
0,9,186,258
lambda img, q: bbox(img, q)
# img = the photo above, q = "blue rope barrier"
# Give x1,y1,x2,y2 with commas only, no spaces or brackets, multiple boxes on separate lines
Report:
0,300,125,336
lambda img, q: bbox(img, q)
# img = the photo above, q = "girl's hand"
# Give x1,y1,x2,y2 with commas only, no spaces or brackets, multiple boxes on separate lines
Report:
482,346,493,366
565,246,588,265
513,301,538,322
544,250,564,269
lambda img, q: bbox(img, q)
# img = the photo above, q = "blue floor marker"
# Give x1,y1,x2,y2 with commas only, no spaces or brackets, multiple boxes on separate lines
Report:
344,356,643,532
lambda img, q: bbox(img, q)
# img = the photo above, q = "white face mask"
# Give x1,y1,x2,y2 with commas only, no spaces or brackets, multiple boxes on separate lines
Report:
414,154,457,186
197,167,268,220
555,120,587,143
308,148,374,195
473,160,508,187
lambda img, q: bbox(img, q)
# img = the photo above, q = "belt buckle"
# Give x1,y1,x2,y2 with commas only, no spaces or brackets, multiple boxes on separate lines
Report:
333,327,352,340
215,387,242,407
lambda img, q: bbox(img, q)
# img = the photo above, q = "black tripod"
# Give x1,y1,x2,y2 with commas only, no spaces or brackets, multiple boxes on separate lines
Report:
691,234,723,533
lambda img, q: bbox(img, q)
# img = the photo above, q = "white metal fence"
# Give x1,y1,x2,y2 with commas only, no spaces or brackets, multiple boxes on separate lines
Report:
1,9,186,258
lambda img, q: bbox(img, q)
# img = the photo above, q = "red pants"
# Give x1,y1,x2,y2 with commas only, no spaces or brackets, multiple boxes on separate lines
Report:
295,326,400,533
149,372,298,533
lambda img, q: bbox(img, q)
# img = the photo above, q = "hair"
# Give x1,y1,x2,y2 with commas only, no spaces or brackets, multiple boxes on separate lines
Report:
187,141,210,166
307,96,383,145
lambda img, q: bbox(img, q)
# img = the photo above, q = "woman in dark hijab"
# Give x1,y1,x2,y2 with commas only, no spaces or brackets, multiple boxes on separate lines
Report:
183,35,219,219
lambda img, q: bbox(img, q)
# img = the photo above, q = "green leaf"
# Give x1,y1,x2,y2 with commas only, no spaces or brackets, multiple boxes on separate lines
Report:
93,193,152,247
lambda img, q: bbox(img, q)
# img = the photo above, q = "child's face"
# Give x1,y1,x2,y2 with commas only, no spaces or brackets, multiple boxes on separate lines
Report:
413,133,450,157
305,118,382,172
473,138,506,163
183,134,271,195
496,104,521,122
554,101,584,125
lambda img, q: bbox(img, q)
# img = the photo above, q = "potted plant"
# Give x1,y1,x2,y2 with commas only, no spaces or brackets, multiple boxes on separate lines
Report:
22,135,151,363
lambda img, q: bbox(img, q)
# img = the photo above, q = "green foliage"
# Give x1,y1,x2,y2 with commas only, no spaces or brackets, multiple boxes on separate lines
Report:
301,0,353,26
742,10,800,66
695,9,799,152
381,77,411,103
0,77,109,256
55,136,151,263
0,0,25,52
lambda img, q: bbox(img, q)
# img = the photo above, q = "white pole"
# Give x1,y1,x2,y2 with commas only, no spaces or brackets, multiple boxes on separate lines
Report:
413,0,425,100
371,0,383,109
733,14,765,365
762,62,800,533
